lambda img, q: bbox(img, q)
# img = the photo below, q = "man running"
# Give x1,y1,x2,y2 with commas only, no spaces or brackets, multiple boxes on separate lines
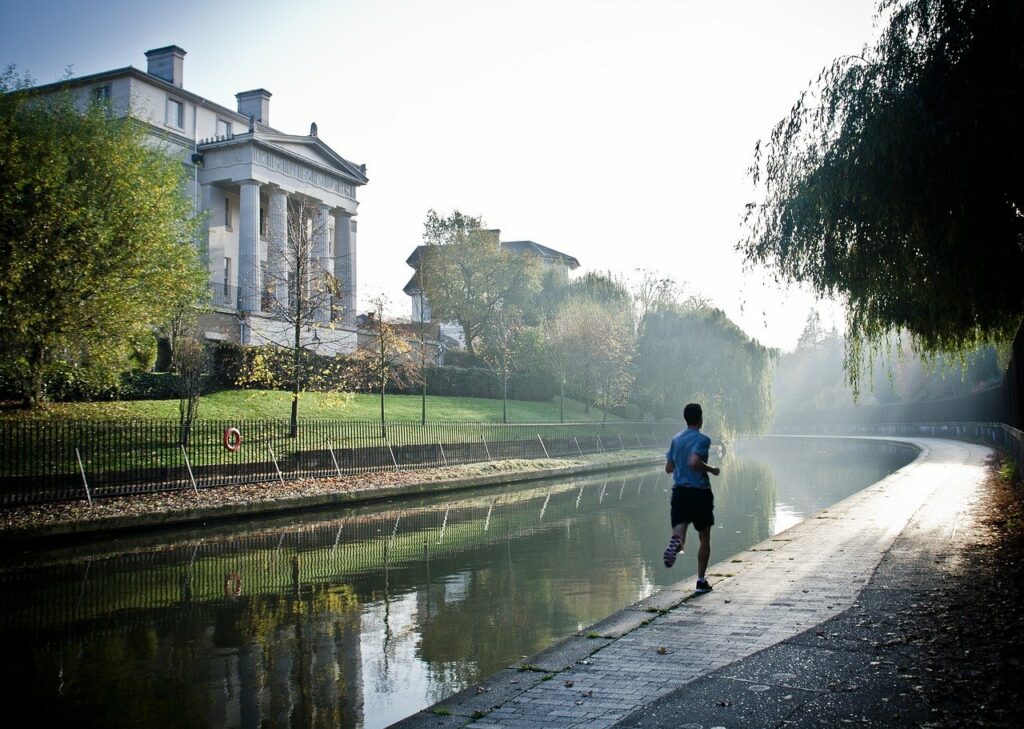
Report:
663,403,720,593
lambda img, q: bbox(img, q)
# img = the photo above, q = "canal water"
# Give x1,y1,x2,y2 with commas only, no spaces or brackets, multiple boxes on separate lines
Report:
0,437,915,729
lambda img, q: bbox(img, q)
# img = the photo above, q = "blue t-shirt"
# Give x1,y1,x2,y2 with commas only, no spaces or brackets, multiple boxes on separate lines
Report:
666,428,712,488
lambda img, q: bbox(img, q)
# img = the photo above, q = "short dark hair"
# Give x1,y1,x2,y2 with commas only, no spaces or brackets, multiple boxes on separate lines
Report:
683,403,702,426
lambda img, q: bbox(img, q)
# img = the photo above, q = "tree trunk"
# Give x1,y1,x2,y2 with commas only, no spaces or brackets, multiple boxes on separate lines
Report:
502,376,508,424
291,319,301,438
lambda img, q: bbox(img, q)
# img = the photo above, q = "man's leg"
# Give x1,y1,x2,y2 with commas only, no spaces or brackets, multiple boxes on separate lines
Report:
696,528,712,589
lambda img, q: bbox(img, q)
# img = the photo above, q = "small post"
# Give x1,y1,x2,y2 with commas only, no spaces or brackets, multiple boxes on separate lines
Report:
268,443,285,484
386,438,399,471
332,524,343,552
650,429,658,446
481,435,492,461
574,436,584,457
596,435,606,453
437,506,450,543
617,433,625,451
438,442,448,467
390,515,401,546
537,434,551,459
635,432,643,447
75,447,93,507
181,444,199,497
328,446,343,478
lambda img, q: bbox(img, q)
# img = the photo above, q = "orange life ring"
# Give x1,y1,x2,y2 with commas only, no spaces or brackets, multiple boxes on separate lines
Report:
223,427,242,452
224,572,242,598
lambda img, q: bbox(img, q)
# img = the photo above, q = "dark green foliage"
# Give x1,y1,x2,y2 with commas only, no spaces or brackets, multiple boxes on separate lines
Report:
740,0,1024,382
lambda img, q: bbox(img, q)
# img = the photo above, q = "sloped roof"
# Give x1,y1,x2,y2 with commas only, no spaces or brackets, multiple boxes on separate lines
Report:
406,241,580,270
501,240,580,269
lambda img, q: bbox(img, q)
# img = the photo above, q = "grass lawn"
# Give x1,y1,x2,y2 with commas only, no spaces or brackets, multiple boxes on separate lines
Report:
2,390,621,423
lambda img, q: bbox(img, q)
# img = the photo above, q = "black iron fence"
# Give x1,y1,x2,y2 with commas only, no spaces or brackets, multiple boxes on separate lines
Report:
0,419,676,506
778,421,1024,473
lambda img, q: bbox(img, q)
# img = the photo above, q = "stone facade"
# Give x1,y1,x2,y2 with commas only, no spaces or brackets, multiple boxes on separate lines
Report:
28,46,368,356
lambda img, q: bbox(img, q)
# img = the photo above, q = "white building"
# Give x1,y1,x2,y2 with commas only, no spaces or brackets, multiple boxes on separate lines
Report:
29,46,368,354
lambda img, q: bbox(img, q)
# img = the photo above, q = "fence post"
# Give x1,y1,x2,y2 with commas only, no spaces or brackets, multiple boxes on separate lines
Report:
636,432,643,447
268,443,285,484
328,446,343,478
75,447,93,506
597,435,605,453
438,442,448,467
617,433,625,451
386,438,399,471
181,444,199,497
537,434,551,459
481,435,492,461
574,436,584,457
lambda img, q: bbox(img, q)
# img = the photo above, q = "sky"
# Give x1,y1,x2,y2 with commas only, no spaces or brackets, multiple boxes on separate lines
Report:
0,0,882,351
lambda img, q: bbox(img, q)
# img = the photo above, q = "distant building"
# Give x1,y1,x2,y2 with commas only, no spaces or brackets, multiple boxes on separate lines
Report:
25,46,368,354
403,231,580,346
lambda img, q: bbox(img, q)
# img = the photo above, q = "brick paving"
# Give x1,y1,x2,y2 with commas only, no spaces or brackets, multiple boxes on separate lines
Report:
391,437,991,728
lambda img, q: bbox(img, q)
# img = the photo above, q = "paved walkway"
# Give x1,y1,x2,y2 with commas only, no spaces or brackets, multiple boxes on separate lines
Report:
392,437,991,728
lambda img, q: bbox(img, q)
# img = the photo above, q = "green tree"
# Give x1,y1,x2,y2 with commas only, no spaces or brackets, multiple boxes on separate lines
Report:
419,209,541,356
740,0,1023,388
635,301,775,435
0,69,207,406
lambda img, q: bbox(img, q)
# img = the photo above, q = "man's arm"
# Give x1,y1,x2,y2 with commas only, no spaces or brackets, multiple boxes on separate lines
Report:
665,459,675,474
688,451,720,477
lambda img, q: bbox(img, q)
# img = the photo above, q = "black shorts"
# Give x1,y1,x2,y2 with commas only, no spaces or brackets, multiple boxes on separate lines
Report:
670,487,714,531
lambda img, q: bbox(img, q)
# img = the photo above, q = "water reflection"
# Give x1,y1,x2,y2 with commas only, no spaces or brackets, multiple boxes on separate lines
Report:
0,437,914,729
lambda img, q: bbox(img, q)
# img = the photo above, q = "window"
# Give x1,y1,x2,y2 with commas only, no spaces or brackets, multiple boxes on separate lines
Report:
259,207,267,238
223,257,232,299
166,97,184,128
224,197,232,230
216,118,232,138
92,85,111,104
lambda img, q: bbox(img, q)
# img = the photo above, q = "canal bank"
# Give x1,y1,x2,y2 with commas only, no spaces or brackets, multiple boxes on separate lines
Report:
0,450,662,544
392,436,1009,728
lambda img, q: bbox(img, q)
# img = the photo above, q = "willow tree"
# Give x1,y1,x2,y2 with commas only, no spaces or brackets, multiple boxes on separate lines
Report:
634,302,775,435
739,0,1023,389
0,69,207,406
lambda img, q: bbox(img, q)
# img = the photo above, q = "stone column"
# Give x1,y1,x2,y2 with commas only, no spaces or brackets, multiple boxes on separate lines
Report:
313,202,332,323
237,180,261,316
268,188,289,314
333,211,356,324
198,183,216,302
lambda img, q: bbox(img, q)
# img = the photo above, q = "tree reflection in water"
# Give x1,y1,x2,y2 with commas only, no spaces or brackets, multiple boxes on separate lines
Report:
0,437,914,729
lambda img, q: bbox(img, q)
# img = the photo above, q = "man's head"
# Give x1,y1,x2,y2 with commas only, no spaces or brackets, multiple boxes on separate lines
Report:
683,403,703,427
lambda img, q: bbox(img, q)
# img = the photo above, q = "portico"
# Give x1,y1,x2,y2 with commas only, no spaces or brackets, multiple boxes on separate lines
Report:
197,125,367,354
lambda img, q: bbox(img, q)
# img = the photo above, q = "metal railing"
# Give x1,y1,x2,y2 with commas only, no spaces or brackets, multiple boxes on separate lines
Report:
0,419,676,506
777,421,1024,474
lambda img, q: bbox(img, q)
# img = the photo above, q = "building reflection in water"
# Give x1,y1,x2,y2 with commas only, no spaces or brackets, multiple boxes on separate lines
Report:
0,438,914,729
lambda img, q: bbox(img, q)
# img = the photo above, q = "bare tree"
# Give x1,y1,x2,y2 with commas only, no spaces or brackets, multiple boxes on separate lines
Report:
356,296,418,438
249,195,348,436
174,332,207,447
480,307,526,424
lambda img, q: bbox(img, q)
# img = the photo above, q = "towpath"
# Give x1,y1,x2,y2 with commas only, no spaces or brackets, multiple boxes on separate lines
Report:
394,437,1007,728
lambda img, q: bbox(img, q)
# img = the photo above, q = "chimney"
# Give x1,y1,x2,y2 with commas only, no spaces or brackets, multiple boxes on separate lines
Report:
145,46,186,87
236,89,272,126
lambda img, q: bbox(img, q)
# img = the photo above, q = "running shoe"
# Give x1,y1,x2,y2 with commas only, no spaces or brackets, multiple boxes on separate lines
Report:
663,535,683,567
695,578,712,593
